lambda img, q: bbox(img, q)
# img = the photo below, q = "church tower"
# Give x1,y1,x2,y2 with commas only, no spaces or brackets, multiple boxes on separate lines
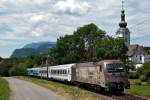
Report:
116,0,130,46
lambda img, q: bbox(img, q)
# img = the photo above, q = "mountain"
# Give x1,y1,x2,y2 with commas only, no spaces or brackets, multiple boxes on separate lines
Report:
11,42,55,58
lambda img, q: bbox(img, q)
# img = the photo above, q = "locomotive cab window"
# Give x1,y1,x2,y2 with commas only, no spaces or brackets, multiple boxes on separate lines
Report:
106,63,124,73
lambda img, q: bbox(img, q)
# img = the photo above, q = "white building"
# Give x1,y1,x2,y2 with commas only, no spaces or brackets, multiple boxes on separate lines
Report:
128,45,149,69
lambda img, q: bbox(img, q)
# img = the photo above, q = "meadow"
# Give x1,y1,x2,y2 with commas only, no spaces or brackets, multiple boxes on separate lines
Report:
125,79,150,98
0,77,10,100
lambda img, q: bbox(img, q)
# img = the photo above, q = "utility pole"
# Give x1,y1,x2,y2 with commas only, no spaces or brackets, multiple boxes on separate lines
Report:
41,59,44,79
46,55,50,79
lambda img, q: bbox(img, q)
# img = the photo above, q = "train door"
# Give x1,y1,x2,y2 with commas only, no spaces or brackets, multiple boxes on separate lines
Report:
98,64,106,88
71,65,76,82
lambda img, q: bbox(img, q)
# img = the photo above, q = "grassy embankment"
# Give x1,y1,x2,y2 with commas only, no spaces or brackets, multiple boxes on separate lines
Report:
125,79,150,98
0,77,10,100
17,76,103,100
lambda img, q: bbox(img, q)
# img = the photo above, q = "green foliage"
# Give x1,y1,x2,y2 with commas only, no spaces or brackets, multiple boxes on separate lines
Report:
0,78,10,100
0,55,47,76
138,62,150,81
134,81,141,85
50,23,128,66
140,75,147,82
125,83,150,98
129,72,139,79
0,60,12,76
147,78,150,84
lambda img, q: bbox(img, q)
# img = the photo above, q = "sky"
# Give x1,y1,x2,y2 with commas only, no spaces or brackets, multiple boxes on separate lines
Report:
0,0,150,58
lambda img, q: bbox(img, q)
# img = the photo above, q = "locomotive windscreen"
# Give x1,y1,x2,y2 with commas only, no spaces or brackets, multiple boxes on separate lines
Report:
106,63,124,73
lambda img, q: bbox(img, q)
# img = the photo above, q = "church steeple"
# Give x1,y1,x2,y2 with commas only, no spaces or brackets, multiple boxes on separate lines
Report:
119,0,127,28
116,0,130,46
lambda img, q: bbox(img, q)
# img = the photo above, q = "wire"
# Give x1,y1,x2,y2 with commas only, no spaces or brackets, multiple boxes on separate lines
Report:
129,17,150,29
131,34,150,40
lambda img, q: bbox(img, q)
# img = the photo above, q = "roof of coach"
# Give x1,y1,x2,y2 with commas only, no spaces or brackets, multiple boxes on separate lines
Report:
48,64,75,70
27,67,40,70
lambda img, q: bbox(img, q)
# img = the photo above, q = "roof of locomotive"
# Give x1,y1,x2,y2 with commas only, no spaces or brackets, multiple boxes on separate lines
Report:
76,62,96,67
76,60,122,67
98,60,122,64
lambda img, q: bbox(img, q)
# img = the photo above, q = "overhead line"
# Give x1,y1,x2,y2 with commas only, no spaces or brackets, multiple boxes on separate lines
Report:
129,17,150,29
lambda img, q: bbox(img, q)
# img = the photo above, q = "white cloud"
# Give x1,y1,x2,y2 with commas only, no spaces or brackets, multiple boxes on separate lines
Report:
30,14,49,22
54,0,90,15
31,31,41,37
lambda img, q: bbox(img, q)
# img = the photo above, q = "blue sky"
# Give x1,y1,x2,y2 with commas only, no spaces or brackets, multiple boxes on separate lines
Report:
0,0,150,58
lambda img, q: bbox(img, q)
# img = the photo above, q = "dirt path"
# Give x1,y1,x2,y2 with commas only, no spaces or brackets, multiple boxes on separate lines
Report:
4,77,66,100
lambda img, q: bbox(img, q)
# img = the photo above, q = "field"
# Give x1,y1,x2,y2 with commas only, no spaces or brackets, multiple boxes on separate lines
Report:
17,76,103,100
0,77,10,100
125,79,150,99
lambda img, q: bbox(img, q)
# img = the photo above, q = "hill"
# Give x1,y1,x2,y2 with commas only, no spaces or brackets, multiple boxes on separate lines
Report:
11,42,55,58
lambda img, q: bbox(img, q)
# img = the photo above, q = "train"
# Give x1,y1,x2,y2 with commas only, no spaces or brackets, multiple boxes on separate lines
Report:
27,60,130,92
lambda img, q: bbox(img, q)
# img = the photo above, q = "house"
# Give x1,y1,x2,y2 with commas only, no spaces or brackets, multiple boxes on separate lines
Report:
128,45,149,69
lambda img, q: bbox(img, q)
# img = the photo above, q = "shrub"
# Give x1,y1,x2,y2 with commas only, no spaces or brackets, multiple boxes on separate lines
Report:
140,75,147,82
145,71,150,80
134,81,141,85
147,78,150,84
129,72,139,79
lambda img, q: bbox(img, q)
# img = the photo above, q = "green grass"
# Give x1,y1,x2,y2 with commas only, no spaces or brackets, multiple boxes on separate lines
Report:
17,76,103,100
0,77,10,100
125,79,150,99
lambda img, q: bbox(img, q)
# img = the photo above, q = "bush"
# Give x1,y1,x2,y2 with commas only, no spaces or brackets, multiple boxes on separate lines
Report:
134,81,141,85
140,75,147,82
147,78,150,84
145,71,150,80
129,72,139,79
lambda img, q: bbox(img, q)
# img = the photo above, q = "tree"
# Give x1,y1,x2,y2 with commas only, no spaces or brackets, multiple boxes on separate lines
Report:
74,23,106,61
49,23,128,65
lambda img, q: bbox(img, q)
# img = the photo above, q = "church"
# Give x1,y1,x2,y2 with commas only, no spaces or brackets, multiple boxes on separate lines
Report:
116,1,149,69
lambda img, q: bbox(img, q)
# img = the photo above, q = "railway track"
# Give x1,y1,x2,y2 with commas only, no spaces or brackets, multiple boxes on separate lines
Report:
93,92,149,100
111,93,148,100
79,85,149,100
